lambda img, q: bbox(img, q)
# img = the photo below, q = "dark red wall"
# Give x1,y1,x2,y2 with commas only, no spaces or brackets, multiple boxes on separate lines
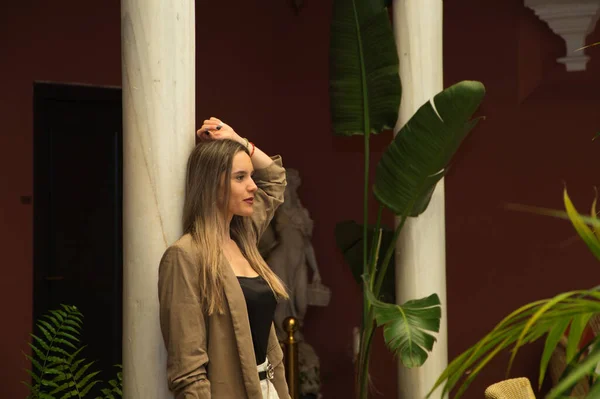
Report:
0,2,121,398
444,1,600,397
2,0,600,398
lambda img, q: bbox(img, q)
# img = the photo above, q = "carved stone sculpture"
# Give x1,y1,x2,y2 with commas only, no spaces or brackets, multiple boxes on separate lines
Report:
259,168,330,398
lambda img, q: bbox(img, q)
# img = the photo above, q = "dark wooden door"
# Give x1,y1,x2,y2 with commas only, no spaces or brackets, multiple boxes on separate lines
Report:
33,82,123,387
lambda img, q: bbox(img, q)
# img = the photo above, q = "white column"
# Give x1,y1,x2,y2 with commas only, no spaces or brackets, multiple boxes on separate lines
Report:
121,1,195,398
392,2,447,399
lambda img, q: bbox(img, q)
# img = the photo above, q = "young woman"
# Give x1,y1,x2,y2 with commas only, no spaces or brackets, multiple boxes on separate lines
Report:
158,117,291,398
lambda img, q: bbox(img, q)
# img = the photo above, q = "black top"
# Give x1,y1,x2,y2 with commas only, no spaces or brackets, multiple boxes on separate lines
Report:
237,275,277,365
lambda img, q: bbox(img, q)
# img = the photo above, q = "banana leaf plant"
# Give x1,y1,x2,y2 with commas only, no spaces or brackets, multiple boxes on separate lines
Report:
429,189,600,399
328,0,486,397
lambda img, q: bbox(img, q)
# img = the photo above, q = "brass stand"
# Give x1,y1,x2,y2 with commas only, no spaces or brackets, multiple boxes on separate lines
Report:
282,317,299,399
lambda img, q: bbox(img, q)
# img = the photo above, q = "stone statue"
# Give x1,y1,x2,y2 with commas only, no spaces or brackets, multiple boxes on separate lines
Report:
259,168,331,398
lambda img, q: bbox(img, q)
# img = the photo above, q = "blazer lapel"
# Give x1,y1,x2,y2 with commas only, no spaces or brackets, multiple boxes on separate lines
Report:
221,258,262,398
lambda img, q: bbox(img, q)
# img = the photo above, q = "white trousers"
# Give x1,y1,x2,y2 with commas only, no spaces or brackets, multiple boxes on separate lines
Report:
258,358,280,399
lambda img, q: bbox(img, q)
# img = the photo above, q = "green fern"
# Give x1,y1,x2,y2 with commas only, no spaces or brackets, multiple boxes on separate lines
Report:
99,365,123,399
47,346,103,398
24,304,83,398
23,305,122,399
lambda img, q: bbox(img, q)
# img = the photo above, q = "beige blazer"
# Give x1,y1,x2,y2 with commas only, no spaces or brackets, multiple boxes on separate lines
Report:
158,156,291,398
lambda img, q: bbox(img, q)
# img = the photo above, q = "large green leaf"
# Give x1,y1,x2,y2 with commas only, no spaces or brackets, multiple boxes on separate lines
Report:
329,0,400,136
364,276,441,368
374,81,485,216
335,220,396,302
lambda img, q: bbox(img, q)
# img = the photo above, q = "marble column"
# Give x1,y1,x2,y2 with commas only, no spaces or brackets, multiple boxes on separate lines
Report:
392,1,448,398
121,1,195,397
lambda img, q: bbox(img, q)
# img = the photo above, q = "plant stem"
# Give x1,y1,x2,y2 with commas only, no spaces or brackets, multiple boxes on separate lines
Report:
351,0,370,330
352,0,372,392
358,317,376,399
362,130,370,330
373,214,407,297
367,205,384,276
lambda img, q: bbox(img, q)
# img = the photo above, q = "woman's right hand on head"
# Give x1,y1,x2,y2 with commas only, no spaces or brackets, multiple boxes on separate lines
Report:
196,117,240,143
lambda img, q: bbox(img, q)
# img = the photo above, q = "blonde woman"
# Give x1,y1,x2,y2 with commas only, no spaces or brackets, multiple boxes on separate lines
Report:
158,117,290,399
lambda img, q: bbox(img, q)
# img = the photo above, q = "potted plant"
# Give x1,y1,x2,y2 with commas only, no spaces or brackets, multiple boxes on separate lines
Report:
328,0,486,397
428,189,600,399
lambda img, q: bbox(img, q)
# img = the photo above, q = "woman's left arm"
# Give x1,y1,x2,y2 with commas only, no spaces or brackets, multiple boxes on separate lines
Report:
238,138,275,170
198,117,287,238
198,117,274,168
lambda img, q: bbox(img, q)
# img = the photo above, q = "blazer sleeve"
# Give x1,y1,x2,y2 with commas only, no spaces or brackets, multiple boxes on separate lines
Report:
251,155,287,239
158,245,211,398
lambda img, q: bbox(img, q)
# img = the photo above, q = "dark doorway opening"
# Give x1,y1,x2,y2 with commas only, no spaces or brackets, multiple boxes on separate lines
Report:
33,82,123,391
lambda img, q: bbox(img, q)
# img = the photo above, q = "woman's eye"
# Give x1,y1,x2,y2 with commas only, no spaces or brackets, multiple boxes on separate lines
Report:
236,175,244,181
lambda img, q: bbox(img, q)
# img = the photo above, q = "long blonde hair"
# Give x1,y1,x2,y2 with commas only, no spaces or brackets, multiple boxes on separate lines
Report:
183,140,288,315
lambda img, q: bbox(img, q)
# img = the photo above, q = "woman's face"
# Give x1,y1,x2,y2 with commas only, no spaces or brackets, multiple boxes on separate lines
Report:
227,151,257,218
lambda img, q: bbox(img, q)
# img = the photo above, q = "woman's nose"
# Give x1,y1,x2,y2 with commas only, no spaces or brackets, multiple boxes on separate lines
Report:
248,180,258,192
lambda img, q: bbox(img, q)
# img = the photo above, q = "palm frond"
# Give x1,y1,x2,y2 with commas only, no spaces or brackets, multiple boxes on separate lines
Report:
539,318,570,388
428,289,600,399
547,341,600,399
565,313,593,364
564,189,600,261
